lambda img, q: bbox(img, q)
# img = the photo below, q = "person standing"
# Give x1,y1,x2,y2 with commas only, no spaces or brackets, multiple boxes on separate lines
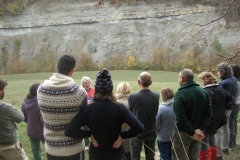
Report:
215,62,237,156
81,76,95,104
81,76,95,149
65,68,144,160
156,86,175,160
0,77,28,160
37,55,87,160
129,72,160,160
229,64,240,148
22,83,45,160
115,82,132,160
172,69,212,160
198,72,233,160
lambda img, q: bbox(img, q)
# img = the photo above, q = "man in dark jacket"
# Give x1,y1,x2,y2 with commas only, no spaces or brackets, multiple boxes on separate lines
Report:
215,62,237,157
0,77,28,160
129,72,160,160
172,69,212,160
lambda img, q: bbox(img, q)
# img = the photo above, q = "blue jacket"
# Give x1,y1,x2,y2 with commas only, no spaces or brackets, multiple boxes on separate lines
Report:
219,74,237,110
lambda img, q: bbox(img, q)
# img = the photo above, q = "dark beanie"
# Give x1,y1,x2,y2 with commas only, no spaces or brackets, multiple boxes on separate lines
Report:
95,68,113,93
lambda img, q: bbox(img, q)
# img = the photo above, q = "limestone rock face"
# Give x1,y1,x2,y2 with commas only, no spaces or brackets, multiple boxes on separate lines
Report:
0,0,239,62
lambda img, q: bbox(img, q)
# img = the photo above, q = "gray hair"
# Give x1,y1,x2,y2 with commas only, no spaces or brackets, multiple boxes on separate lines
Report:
179,69,194,82
81,76,92,86
216,62,232,76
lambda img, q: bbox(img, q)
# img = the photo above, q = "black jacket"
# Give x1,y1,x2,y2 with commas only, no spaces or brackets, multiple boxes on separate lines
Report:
204,84,233,134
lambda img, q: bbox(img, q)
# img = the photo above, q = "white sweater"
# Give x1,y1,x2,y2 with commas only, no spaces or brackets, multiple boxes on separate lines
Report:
37,73,87,156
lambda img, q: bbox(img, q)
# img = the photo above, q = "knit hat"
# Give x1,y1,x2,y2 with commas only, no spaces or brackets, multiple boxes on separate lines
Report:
216,62,232,75
95,68,113,93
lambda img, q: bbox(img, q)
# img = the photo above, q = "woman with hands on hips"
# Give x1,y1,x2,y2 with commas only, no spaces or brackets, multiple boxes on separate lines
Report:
65,68,144,160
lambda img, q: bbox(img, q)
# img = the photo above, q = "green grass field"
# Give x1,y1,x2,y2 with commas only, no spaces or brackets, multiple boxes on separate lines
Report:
1,70,240,160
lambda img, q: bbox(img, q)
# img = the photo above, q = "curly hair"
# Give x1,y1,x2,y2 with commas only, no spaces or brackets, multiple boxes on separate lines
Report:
198,72,218,86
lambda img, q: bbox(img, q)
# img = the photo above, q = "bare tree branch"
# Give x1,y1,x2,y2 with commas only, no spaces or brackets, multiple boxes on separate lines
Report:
169,0,236,26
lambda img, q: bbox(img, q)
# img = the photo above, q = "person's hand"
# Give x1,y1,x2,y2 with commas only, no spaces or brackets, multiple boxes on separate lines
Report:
113,135,122,149
91,135,99,147
191,129,204,141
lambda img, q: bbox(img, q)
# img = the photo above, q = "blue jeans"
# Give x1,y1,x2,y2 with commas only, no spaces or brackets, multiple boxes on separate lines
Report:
157,140,172,160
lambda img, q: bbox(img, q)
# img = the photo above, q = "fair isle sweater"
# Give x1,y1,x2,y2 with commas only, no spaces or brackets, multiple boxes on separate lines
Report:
37,73,87,157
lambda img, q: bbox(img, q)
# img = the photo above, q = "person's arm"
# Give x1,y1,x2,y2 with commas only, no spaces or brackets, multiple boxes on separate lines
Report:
224,89,234,106
198,94,213,131
155,106,162,133
174,93,195,136
8,105,24,123
21,103,27,123
120,106,144,139
65,107,91,139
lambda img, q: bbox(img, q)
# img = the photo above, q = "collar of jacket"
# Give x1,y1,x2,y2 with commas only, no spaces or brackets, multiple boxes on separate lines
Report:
221,74,232,80
178,81,199,90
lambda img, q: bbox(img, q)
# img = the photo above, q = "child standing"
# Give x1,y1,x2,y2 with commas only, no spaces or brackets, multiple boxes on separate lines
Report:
22,83,44,160
156,87,175,160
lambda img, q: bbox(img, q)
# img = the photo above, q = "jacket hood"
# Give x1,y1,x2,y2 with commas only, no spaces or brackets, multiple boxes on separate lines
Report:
161,98,174,106
23,96,38,110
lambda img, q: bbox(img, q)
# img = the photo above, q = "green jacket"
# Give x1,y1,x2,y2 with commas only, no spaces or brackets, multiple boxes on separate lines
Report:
0,102,24,145
174,81,212,136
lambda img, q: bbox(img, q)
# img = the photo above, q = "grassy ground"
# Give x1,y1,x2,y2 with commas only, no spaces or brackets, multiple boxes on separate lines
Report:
1,70,240,160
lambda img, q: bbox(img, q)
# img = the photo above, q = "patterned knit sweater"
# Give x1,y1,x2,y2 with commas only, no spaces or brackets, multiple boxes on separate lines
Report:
37,73,87,156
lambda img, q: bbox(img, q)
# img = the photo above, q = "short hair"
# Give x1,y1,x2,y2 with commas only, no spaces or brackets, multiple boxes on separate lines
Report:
57,55,76,75
216,62,232,76
231,64,240,81
161,86,174,102
81,76,92,87
138,72,152,87
198,72,218,85
116,82,131,94
0,77,8,90
179,69,194,82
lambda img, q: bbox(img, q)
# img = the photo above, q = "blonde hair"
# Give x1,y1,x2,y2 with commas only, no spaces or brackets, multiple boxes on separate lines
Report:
116,82,132,94
198,72,218,86
161,86,174,102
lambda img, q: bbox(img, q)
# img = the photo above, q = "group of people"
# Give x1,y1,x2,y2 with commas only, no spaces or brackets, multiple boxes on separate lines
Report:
0,54,239,160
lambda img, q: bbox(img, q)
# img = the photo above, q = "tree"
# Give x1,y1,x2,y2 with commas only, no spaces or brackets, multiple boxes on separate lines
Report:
127,55,137,69
150,46,165,70
0,45,8,74
78,52,97,71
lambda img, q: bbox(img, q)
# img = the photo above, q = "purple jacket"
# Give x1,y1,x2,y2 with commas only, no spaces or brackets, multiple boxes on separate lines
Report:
22,96,44,139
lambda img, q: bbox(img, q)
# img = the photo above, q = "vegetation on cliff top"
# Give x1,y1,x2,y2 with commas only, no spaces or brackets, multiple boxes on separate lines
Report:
0,0,37,16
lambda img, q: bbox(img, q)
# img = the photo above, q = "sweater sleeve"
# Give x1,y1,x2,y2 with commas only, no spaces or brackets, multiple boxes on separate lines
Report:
174,92,195,136
21,103,27,123
120,106,144,139
8,105,24,123
155,106,162,133
64,107,91,139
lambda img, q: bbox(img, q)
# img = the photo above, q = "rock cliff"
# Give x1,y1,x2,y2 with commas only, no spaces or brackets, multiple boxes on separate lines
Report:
0,0,239,62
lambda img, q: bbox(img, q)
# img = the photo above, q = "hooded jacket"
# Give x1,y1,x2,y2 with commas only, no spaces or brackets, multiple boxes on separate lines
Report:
22,96,44,139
